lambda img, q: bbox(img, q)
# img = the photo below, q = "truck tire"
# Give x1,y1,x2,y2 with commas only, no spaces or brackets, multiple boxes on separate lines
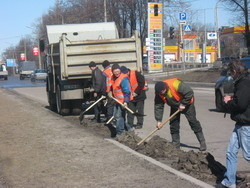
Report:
20,75,24,80
4,76,7,80
56,84,70,115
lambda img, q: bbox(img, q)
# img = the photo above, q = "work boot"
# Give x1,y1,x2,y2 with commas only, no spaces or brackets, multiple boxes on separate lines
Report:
171,133,180,149
195,132,207,151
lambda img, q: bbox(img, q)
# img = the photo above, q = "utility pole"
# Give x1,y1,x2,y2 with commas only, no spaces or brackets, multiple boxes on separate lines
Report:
215,1,221,58
104,0,107,22
203,9,207,63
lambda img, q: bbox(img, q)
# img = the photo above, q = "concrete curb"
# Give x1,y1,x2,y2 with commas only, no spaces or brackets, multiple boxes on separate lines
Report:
105,138,214,188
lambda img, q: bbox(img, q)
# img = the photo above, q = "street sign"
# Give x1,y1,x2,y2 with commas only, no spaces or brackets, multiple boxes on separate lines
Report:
207,32,217,40
184,25,192,32
179,12,186,21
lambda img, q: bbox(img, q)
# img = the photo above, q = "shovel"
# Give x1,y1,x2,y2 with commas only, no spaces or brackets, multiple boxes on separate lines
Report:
110,95,146,117
137,109,180,146
79,95,106,123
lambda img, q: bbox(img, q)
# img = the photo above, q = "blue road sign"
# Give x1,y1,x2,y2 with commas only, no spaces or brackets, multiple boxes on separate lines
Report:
179,13,186,21
184,24,192,32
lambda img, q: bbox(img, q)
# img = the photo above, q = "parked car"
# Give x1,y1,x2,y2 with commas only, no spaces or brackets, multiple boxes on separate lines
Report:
30,69,47,82
214,57,250,111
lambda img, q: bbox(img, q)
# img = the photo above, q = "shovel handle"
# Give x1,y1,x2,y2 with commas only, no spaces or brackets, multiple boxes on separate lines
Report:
137,109,180,146
106,116,114,124
110,96,135,114
81,95,105,115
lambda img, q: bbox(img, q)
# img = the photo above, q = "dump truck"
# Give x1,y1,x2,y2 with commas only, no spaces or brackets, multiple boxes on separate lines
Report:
40,22,142,115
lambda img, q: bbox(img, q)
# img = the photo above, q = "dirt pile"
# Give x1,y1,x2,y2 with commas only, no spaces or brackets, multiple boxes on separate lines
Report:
116,132,226,184
81,119,249,187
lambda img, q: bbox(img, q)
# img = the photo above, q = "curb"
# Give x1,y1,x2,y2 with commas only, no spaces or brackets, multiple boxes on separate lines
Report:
105,138,214,188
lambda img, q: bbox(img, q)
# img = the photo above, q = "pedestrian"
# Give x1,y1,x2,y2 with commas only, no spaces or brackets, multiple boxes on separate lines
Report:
120,66,147,129
110,63,132,136
89,61,106,123
216,60,250,188
154,78,207,151
102,60,114,123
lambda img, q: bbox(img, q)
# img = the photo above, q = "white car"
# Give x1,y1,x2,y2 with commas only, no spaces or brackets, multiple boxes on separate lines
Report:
31,69,47,82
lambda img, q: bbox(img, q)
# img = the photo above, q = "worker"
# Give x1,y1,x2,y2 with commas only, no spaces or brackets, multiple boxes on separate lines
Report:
154,78,207,151
120,66,147,129
110,63,132,136
88,61,106,123
102,60,114,122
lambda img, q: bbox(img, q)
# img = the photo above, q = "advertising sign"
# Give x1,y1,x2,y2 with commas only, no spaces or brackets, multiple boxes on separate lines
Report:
20,53,26,61
207,32,217,40
33,46,39,56
148,3,163,72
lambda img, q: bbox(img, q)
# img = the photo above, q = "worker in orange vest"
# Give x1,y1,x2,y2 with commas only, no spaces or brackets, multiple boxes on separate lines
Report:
102,60,114,122
154,78,207,151
109,64,133,137
120,66,147,129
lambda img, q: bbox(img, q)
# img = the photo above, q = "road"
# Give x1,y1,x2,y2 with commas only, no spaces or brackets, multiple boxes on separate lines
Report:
0,76,249,187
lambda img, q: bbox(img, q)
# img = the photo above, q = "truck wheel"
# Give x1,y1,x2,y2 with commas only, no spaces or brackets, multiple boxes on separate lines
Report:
20,76,24,80
56,84,70,115
4,76,8,80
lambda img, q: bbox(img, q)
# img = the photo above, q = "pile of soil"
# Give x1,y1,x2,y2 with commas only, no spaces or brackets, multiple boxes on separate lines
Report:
81,119,249,187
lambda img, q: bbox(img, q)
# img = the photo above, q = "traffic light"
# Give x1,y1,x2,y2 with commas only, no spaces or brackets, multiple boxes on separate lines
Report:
170,27,175,39
154,4,158,16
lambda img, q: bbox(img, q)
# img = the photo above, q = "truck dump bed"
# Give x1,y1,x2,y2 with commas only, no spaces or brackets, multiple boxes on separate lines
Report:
58,33,142,80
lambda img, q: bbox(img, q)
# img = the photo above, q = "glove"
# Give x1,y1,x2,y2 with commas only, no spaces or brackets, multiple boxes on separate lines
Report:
132,92,138,97
108,91,113,98
123,102,128,109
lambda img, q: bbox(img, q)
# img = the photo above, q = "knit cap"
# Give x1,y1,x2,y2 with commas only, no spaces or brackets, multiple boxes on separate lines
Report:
155,81,167,94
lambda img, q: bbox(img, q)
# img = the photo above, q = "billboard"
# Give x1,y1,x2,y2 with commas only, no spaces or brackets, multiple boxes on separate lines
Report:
147,3,163,73
6,59,16,67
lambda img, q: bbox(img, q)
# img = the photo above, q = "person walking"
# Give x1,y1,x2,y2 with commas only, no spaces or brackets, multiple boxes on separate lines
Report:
89,61,106,123
102,60,114,123
110,64,132,136
120,66,147,129
154,78,207,151
216,60,250,188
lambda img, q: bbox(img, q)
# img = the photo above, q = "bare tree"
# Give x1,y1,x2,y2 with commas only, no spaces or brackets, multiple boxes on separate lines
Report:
221,0,250,54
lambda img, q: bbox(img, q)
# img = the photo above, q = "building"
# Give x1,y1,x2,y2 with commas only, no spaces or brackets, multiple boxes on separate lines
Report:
220,26,248,58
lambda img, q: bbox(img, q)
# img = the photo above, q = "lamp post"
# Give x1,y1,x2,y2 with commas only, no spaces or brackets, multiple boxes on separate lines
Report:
215,0,222,58
104,0,107,22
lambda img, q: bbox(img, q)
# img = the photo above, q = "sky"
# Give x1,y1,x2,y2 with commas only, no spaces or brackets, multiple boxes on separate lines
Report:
190,0,232,28
0,0,232,57
0,0,55,56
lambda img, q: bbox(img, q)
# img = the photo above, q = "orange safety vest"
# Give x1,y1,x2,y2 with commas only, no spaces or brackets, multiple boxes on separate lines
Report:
103,66,113,92
112,73,133,103
129,70,148,92
159,78,194,104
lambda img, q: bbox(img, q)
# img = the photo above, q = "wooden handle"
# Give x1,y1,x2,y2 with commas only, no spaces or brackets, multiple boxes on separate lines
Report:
137,109,180,146
110,96,135,114
106,116,114,124
82,95,105,114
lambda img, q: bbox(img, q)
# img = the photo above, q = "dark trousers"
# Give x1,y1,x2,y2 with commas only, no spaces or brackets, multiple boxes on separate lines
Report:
94,96,104,120
106,97,114,120
127,100,145,127
169,103,202,135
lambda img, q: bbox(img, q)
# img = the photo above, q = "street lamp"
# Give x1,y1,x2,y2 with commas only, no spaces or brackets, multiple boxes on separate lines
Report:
104,0,107,22
215,0,222,58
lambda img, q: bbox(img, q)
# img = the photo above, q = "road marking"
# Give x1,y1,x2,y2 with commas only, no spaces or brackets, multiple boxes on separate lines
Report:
106,138,214,188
